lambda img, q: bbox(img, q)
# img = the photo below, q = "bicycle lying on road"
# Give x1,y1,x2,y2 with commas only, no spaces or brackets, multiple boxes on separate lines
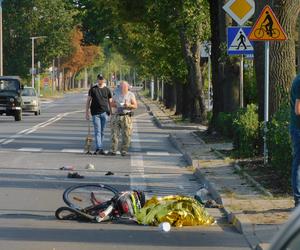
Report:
55,183,145,223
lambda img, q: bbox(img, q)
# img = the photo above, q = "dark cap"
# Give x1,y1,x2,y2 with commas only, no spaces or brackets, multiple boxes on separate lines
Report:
97,74,104,80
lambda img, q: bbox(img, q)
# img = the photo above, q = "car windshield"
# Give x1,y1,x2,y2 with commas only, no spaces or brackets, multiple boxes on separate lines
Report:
0,80,19,92
22,88,36,96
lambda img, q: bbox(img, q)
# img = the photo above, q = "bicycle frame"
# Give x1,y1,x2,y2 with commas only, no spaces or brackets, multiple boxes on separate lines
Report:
55,183,143,223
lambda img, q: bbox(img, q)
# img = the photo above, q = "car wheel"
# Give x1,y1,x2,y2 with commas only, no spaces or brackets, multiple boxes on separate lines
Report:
15,110,22,121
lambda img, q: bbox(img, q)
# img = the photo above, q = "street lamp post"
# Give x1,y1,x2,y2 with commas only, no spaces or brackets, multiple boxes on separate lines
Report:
30,36,46,88
0,0,3,76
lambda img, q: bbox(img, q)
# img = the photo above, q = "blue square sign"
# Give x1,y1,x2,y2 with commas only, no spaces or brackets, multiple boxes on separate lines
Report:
227,26,254,55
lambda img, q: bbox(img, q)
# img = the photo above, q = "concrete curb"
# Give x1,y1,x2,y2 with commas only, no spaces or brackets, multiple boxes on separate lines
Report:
170,133,262,249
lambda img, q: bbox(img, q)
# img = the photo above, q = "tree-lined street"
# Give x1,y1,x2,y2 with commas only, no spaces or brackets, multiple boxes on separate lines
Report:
2,0,300,249
0,91,251,249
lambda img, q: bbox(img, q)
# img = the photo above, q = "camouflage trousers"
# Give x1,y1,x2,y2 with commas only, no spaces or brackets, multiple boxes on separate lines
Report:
110,114,133,153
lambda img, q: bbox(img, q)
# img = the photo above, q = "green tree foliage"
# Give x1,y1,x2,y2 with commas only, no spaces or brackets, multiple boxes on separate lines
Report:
74,0,210,122
3,0,75,78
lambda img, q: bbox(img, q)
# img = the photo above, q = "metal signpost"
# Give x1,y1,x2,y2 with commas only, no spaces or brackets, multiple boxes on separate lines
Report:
30,36,47,88
248,5,288,164
0,0,3,75
223,0,255,109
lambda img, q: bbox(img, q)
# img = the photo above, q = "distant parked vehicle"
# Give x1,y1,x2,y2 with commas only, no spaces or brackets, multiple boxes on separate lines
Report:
0,76,23,121
21,86,41,116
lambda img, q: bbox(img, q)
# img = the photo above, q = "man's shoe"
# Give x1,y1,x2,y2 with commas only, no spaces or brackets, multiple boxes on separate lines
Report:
94,149,105,155
107,151,116,156
121,151,127,156
67,172,84,179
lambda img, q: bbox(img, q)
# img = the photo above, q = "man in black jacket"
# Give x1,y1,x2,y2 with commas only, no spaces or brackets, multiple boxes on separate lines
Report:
86,74,112,155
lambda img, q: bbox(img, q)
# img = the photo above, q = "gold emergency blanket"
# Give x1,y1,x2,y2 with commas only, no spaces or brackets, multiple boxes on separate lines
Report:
135,195,215,227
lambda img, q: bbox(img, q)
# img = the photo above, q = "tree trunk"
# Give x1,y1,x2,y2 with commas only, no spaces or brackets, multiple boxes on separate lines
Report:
179,30,206,123
175,79,183,115
223,57,240,112
269,1,300,116
154,77,158,100
182,83,190,120
209,0,239,128
164,82,176,110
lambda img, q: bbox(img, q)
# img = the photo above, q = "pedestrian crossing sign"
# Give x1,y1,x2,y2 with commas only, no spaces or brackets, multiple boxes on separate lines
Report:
227,27,254,55
248,5,287,41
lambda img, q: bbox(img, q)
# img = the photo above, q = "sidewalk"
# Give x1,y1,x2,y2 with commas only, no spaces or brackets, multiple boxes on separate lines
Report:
139,95,293,250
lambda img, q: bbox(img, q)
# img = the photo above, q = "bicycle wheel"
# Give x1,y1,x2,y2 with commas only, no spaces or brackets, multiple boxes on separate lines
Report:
55,206,80,220
254,28,265,39
63,184,118,210
55,206,97,221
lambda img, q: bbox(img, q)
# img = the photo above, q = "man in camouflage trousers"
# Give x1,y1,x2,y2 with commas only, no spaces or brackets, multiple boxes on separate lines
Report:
108,81,137,156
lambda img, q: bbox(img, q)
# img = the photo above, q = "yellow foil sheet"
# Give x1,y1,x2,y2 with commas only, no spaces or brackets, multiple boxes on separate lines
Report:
135,195,215,227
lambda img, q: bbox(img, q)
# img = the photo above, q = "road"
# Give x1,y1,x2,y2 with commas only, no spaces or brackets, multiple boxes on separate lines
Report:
0,90,251,250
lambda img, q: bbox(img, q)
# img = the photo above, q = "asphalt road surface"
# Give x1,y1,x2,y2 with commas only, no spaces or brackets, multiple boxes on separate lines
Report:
0,89,251,250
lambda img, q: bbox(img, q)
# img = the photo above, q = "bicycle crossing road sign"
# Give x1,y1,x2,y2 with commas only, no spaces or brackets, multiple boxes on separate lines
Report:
248,5,287,41
227,27,254,55
223,0,255,26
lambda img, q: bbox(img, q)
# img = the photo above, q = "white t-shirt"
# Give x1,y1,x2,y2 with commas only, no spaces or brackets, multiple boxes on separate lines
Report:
113,91,135,114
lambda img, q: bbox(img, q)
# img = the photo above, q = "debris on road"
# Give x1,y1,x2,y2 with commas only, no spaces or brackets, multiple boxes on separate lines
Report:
60,165,75,171
67,172,84,178
158,222,171,232
85,163,95,170
105,171,114,176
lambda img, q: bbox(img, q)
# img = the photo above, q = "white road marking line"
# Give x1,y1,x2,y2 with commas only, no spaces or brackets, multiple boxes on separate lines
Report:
10,134,22,139
0,139,6,143
18,129,30,134
2,139,14,144
131,139,161,143
18,148,42,152
146,151,170,156
41,100,53,104
130,114,147,192
142,165,185,170
15,135,85,141
61,149,84,153
24,128,38,134
1,110,85,145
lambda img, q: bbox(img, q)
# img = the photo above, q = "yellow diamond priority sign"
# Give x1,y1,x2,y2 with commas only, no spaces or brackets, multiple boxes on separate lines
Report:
223,0,255,26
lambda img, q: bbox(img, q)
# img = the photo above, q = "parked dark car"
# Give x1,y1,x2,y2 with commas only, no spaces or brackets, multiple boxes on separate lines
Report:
0,76,23,121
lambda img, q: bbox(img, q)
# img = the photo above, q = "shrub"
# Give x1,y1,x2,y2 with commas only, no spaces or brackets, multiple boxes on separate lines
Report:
267,105,292,182
232,104,259,158
206,111,213,124
215,112,235,137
